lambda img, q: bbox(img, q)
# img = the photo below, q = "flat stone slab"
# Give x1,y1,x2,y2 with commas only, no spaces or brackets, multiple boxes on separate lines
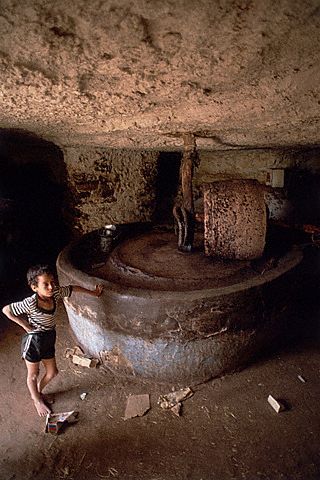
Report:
124,394,150,420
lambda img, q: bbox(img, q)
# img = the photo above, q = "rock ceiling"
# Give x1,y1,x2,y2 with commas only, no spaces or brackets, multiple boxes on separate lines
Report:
0,0,319,151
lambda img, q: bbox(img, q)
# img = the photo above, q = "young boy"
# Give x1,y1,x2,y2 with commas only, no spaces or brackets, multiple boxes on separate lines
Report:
2,264,103,417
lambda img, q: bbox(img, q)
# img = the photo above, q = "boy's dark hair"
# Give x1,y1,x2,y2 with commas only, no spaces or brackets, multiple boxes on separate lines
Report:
27,264,54,287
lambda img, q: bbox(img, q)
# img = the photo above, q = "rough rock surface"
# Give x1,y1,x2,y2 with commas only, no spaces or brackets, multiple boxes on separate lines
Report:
63,147,158,231
0,0,319,150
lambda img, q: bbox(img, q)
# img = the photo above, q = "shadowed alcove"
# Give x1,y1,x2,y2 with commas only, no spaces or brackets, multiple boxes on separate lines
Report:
0,129,70,286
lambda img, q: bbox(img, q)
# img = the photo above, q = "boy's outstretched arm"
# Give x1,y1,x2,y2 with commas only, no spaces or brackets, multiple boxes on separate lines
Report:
71,284,104,297
2,305,34,333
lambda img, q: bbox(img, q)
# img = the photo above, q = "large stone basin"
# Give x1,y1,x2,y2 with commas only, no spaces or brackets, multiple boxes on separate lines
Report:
57,224,303,385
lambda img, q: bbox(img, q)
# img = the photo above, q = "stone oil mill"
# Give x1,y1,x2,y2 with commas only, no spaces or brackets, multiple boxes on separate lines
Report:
57,135,305,385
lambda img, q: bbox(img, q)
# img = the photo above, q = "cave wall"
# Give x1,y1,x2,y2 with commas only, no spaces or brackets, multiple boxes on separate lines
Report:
1,130,319,239
1,127,319,293
194,147,320,225
62,145,320,233
62,147,159,233
196,148,320,186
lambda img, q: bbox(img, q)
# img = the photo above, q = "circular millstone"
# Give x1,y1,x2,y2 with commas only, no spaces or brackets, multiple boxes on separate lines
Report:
57,227,303,385
94,231,262,291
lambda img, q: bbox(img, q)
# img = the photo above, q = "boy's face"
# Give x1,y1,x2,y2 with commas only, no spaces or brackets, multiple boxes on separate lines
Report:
31,273,55,299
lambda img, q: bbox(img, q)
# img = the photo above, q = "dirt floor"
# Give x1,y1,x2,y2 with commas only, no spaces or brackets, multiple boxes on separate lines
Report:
0,298,319,480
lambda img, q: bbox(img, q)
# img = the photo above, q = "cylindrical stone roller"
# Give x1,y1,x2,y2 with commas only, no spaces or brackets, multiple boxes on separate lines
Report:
204,179,267,260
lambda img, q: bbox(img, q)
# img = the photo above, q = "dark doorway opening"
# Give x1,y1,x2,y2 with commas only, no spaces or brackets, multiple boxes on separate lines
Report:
0,129,70,289
152,152,181,225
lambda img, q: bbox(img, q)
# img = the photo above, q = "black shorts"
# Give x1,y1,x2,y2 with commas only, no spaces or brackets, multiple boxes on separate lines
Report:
21,330,56,363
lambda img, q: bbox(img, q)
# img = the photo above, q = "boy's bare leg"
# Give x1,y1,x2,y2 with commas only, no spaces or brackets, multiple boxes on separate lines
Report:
25,360,51,417
38,357,58,403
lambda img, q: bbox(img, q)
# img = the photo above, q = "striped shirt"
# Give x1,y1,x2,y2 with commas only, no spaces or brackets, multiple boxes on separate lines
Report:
10,286,72,332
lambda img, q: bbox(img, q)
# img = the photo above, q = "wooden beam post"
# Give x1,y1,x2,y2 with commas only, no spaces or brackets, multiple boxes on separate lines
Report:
173,134,199,252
